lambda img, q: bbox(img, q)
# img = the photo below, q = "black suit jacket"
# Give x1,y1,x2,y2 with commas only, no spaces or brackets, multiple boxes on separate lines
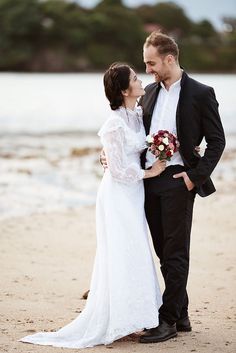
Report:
139,71,226,197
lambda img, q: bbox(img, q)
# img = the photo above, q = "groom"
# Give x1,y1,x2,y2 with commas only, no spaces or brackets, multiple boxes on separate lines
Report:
139,32,225,343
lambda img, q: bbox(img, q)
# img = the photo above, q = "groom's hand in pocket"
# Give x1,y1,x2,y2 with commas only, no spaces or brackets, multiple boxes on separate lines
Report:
173,171,195,191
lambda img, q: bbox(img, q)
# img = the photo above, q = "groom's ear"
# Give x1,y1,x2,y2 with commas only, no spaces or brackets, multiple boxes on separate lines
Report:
166,54,176,65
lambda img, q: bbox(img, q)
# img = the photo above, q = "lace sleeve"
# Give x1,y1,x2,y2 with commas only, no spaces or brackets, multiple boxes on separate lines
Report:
98,118,145,184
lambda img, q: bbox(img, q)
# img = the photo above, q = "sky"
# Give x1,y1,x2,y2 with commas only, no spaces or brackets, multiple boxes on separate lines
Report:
75,0,236,30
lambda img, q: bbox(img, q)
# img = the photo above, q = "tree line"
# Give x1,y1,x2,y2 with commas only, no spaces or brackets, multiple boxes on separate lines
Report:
0,0,235,72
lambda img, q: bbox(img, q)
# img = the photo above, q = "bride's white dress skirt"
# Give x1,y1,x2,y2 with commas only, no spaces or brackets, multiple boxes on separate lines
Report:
19,107,162,348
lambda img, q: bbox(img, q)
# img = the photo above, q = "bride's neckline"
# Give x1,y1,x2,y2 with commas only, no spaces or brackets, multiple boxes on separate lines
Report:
119,105,141,115
117,106,143,133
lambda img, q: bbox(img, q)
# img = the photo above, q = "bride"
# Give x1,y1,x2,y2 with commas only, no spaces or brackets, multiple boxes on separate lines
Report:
19,62,166,349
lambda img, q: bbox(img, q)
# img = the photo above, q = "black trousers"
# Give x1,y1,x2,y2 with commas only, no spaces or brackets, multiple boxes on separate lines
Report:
144,165,196,324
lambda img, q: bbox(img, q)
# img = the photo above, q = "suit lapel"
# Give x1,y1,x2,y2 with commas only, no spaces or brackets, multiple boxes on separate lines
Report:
176,71,188,137
176,71,192,166
143,83,161,135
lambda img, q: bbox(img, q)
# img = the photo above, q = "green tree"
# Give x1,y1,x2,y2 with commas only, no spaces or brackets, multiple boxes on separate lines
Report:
86,0,145,70
0,0,42,69
136,2,192,37
0,0,235,72
97,0,122,5
36,0,90,70
191,20,218,41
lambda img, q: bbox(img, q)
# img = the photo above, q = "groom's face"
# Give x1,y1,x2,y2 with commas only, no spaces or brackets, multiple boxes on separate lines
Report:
143,45,170,83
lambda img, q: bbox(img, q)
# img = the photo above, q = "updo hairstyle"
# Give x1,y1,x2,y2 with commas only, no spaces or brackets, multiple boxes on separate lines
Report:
103,62,131,110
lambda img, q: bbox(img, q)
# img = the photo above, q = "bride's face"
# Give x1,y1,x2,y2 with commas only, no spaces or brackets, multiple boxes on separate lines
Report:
127,69,145,98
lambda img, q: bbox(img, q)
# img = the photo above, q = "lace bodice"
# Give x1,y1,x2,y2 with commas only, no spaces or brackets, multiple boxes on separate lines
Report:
98,106,146,184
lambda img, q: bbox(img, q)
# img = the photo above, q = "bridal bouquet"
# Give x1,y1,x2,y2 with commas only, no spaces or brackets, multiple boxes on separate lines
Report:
146,130,180,161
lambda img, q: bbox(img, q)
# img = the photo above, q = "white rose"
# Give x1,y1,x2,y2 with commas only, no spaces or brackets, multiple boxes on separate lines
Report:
146,135,154,143
162,137,169,145
158,144,164,151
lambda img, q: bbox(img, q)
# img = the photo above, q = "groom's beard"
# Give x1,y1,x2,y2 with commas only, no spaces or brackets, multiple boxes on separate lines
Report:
153,68,171,83
153,72,167,83
153,73,161,83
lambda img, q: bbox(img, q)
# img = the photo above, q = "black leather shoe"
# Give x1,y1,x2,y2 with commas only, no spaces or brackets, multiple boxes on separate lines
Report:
176,316,192,332
139,321,177,343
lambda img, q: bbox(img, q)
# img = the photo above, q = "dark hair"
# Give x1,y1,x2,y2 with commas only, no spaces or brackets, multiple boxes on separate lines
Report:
103,62,131,110
144,31,179,60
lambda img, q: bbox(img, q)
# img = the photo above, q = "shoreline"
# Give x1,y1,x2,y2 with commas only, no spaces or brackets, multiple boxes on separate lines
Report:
0,138,235,220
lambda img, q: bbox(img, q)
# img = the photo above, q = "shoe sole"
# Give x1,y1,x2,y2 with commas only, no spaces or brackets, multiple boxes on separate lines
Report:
139,332,177,343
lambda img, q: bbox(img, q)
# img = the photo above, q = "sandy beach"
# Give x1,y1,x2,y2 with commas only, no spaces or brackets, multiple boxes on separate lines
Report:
0,179,235,353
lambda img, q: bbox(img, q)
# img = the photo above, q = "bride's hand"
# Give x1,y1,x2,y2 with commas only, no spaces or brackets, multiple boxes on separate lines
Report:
151,159,167,176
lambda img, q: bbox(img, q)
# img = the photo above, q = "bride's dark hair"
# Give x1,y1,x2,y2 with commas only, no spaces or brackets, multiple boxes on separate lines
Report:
103,62,131,110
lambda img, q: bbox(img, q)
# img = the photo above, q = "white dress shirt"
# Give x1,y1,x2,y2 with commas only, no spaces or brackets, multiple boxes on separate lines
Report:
145,77,184,169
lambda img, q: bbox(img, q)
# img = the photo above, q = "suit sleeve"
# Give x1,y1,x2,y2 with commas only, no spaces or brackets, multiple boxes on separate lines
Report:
186,87,225,187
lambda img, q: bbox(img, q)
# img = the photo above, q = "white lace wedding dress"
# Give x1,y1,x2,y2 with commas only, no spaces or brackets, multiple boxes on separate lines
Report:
20,106,162,349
